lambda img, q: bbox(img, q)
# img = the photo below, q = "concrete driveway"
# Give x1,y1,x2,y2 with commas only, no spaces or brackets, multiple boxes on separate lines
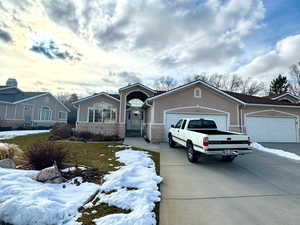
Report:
159,143,300,225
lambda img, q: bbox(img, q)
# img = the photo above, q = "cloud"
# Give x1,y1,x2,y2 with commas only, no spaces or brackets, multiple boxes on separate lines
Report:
0,29,12,42
29,32,81,61
42,0,265,70
102,71,142,87
236,34,300,79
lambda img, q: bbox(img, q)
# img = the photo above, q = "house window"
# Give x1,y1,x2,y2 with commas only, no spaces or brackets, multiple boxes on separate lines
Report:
88,102,117,123
194,88,201,98
58,111,67,120
40,107,51,121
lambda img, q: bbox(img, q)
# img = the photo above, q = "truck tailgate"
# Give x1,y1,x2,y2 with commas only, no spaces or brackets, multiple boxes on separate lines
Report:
207,134,250,150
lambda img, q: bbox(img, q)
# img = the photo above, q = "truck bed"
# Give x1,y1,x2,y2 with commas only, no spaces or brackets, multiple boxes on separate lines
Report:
189,129,239,135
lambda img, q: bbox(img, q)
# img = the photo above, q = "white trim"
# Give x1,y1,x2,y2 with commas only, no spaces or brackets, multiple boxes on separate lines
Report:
119,83,156,93
5,104,8,119
272,93,300,101
13,93,48,104
39,106,52,121
73,92,120,104
246,103,300,108
0,86,21,92
77,104,80,122
244,109,299,142
147,80,245,104
163,105,230,131
123,89,150,125
0,101,11,104
194,87,202,98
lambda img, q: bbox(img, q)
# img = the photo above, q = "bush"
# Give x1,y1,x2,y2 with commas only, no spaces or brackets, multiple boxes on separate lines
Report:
48,135,63,141
51,124,73,139
75,131,93,140
25,142,66,170
0,143,23,160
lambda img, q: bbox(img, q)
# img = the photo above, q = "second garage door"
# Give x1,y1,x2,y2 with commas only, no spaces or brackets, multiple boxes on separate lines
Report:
245,116,298,142
164,113,228,141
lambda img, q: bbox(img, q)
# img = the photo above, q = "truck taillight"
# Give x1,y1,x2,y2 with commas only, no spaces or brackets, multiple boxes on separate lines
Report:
203,137,209,147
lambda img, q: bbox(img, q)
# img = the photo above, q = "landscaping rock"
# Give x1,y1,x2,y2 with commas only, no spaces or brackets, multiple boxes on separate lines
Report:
0,159,16,169
34,162,66,184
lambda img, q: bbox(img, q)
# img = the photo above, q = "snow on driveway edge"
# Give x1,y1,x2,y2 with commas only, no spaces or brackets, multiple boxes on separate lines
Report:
251,142,300,160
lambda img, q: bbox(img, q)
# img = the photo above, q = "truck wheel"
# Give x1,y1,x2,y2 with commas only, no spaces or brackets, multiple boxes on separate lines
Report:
168,135,176,148
222,156,236,162
187,143,199,163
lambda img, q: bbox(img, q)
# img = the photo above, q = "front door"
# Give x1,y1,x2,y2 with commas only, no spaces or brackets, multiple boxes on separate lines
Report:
126,109,143,137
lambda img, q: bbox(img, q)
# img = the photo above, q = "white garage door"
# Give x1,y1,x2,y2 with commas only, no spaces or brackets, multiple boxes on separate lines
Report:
245,116,297,142
164,113,228,141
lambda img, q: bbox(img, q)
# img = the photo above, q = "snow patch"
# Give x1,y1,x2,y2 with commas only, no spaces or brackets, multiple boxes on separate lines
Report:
252,142,300,160
0,168,99,225
93,149,162,225
108,145,131,148
0,130,50,140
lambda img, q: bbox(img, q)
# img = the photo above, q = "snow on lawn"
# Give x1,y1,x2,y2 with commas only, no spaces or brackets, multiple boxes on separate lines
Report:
0,130,50,140
87,149,162,225
252,142,300,160
0,168,99,225
0,148,162,225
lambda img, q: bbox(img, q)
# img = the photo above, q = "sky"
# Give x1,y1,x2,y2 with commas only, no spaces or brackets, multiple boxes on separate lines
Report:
0,0,300,96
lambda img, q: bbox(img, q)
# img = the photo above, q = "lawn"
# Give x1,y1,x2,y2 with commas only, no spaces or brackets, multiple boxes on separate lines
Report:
3,132,161,225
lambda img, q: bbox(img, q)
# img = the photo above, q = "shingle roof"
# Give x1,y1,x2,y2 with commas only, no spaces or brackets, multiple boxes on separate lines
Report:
108,94,120,100
0,92,47,103
224,91,300,106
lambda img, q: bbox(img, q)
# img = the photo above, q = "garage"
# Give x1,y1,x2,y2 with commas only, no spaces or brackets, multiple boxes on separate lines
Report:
245,116,298,142
164,113,228,141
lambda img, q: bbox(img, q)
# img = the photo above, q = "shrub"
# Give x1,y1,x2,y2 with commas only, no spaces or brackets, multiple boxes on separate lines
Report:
75,131,93,140
25,142,66,170
48,135,63,141
51,124,73,139
0,143,23,160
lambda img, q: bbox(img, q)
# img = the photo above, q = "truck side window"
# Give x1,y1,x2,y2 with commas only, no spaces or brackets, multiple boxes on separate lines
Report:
181,120,187,129
174,120,183,128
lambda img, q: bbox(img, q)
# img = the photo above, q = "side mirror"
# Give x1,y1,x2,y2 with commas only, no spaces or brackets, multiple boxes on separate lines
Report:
171,125,174,128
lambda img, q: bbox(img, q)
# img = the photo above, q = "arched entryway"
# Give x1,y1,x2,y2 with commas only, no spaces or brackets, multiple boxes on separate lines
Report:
125,91,148,137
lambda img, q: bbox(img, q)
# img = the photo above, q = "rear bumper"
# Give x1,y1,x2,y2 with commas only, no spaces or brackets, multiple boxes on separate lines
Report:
204,148,252,156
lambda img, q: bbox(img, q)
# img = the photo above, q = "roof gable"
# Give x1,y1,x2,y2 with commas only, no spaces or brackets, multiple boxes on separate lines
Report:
271,92,300,101
147,80,245,104
73,92,120,104
119,83,156,93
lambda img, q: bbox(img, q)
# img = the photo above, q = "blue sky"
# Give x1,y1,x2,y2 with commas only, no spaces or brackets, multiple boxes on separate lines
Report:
0,0,300,95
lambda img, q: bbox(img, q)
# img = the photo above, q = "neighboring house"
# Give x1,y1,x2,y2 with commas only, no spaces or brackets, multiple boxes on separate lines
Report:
0,78,69,128
73,81,300,143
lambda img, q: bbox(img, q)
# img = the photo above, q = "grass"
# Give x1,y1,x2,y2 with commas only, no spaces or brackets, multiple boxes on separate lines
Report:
3,132,160,225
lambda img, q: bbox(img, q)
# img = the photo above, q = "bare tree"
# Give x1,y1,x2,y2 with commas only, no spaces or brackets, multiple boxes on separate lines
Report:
289,62,300,95
185,73,266,95
154,76,178,91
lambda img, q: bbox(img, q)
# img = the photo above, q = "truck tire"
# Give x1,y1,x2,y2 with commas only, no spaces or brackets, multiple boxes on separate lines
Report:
222,156,236,162
168,134,176,148
187,143,199,163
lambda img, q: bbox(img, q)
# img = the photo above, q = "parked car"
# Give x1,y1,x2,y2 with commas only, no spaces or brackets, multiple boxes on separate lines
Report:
168,118,252,162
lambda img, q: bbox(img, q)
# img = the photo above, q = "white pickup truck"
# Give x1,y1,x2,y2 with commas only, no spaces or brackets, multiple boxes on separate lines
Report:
168,118,252,162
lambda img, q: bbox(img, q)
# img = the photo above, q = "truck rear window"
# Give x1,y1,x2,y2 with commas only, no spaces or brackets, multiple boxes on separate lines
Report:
188,119,217,129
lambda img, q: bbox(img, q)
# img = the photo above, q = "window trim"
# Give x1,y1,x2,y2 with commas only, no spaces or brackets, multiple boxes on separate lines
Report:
58,111,67,120
87,103,117,124
194,88,202,98
39,106,52,121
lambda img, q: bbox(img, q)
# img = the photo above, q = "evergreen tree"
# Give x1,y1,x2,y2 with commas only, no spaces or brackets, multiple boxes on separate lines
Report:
269,74,289,95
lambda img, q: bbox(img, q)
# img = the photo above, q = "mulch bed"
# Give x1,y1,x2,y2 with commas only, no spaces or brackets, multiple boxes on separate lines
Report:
61,166,105,185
